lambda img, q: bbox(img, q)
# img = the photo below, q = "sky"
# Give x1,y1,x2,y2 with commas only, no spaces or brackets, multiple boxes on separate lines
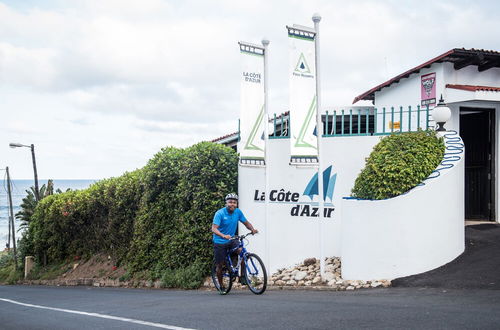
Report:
1,0,499,180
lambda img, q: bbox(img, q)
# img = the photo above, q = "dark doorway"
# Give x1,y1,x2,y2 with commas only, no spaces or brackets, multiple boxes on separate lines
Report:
460,107,495,221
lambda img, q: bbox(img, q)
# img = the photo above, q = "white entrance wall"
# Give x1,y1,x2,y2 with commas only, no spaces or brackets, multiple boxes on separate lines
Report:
341,133,465,280
239,136,380,274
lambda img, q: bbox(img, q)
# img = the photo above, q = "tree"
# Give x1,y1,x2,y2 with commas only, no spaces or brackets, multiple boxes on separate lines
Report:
16,180,66,231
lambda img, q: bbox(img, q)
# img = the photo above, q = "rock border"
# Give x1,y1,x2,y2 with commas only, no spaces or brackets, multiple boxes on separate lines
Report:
20,257,392,291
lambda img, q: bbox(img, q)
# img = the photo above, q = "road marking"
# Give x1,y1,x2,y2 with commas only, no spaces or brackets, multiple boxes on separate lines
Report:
0,298,196,330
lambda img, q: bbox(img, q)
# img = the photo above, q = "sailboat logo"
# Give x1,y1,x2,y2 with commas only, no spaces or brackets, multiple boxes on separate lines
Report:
303,165,337,201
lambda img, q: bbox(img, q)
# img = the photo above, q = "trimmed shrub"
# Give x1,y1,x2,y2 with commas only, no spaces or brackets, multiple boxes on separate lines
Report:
22,141,237,288
28,169,143,264
351,130,445,200
160,260,206,289
128,142,238,274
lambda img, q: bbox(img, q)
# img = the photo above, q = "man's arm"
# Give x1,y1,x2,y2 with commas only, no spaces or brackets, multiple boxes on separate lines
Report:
242,220,258,234
212,224,232,240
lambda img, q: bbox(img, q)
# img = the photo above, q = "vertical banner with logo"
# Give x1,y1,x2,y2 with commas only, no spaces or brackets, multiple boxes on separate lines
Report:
288,25,317,162
239,42,266,165
421,72,436,107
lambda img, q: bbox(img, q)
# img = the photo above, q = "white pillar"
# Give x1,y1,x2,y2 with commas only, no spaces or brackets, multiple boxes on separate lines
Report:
312,13,324,279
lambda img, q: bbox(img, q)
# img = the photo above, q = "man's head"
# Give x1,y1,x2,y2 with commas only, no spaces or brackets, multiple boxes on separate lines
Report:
225,193,238,212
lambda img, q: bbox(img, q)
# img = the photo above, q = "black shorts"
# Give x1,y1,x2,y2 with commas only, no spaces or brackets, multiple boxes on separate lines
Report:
214,240,239,264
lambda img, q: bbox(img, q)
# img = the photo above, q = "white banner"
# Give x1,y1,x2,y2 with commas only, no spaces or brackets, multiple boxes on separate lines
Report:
239,42,266,162
288,26,317,160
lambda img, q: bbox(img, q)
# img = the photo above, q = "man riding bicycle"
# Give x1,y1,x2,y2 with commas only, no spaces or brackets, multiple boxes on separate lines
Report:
212,193,258,288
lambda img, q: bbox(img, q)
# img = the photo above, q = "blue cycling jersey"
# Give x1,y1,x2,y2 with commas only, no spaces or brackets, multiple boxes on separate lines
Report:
212,207,247,244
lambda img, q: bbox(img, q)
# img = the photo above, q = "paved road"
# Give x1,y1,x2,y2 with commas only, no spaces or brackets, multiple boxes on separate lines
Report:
1,285,499,329
393,224,500,290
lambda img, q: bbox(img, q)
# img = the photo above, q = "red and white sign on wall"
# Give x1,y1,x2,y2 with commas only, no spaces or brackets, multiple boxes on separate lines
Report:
421,72,436,107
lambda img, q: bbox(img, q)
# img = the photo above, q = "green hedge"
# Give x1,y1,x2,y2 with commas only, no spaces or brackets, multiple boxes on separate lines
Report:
29,170,143,263
351,130,445,200
127,142,238,276
24,142,238,286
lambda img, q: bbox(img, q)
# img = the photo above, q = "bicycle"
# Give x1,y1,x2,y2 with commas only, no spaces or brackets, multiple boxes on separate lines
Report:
211,232,267,295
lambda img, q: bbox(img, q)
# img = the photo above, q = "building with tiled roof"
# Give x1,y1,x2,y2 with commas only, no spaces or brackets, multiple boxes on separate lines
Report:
353,48,500,222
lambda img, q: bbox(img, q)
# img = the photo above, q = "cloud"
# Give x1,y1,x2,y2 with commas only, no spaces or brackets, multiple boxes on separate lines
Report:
69,118,92,126
1,0,500,180
0,42,58,89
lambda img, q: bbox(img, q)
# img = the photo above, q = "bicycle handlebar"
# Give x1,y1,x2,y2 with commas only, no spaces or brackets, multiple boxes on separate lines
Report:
230,232,255,240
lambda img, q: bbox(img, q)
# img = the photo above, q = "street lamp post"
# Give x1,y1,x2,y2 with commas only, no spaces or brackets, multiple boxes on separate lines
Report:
9,142,40,201
432,95,452,132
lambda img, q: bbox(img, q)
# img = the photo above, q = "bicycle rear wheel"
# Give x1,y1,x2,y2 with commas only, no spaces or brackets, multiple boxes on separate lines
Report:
244,253,267,294
211,260,233,295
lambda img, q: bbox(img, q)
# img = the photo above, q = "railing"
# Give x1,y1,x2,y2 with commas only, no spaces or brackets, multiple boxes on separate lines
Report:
324,106,431,137
236,106,433,141
269,113,290,139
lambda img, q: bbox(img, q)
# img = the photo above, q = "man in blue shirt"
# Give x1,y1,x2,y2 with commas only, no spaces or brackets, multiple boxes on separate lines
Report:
212,193,258,289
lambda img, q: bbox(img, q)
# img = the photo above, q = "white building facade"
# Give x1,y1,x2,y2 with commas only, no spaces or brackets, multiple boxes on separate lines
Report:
354,48,500,223
234,48,499,279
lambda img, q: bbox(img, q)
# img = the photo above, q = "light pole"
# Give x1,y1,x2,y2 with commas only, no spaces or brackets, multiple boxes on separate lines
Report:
312,12,325,279
9,142,40,201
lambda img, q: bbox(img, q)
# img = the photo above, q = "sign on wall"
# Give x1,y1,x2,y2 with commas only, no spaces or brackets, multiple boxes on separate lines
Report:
239,137,382,273
252,165,337,218
239,42,266,163
421,72,436,107
288,26,317,161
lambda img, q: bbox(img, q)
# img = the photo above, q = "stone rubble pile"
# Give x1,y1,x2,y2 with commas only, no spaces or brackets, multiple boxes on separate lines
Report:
269,257,391,290
204,256,391,290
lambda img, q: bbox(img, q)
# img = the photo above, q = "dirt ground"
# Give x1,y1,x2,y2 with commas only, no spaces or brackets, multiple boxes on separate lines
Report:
58,254,127,281
392,223,500,290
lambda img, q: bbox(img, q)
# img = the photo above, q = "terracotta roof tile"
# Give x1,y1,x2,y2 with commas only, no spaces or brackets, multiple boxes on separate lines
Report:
353,48,500,104
211,131,238,143
446,84,500,92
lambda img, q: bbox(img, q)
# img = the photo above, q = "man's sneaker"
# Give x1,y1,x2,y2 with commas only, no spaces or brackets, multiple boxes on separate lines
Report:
239,276,247,285
218,283,228,295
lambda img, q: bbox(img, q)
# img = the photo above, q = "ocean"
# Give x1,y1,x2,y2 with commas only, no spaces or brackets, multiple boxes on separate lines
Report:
0,179,96,251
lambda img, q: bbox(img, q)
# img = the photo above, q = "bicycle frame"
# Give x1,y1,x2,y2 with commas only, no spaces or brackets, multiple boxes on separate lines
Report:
213,232,267,295
227,238,247,276
225,233,259,277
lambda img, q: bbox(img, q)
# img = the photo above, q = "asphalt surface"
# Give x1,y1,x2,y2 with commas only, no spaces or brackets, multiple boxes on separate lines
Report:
393,223,500,289
2,223,499,329
1,285,500,329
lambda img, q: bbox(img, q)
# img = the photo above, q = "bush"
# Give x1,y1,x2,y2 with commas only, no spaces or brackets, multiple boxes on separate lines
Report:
28,169,143,264
119,271,132,282
351,130,445,200
128,142,237,275
160,260,207,289
26,261,71,280
0,252,23,284
20,141,237,287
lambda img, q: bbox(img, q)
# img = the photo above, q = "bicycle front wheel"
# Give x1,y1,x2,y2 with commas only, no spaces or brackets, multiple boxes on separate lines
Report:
244,253,267,294
211,260,233,295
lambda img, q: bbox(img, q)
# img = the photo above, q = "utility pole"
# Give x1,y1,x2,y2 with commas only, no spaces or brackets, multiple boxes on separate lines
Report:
30,144,40,201
6,166,18,269
7,185,11,249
